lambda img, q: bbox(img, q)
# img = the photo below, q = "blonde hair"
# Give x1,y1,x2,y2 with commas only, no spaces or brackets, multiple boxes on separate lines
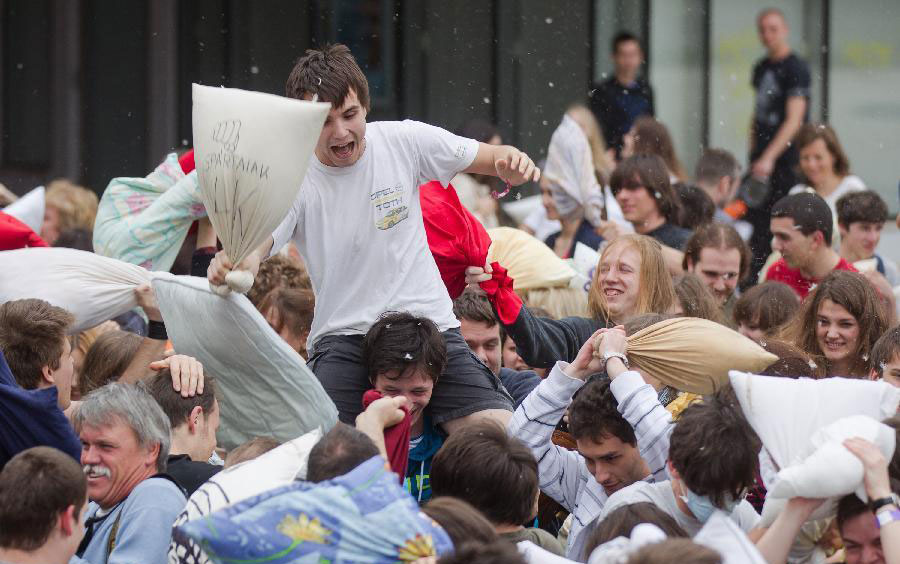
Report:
521,287,589,319
566,104,615,185
45,180,98,233
588,234,676,321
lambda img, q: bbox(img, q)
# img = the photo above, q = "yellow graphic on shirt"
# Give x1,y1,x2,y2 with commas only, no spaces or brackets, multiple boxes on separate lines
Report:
371,183,409,230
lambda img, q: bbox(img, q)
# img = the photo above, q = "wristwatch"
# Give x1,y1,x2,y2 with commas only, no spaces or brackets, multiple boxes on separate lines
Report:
876,508,900,529
602,351,629,369
871,493,900,513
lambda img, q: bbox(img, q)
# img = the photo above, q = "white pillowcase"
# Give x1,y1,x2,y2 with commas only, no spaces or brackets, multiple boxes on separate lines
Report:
152,274,337,449
192,84,328,293
0,247,154,332
168,428,322,564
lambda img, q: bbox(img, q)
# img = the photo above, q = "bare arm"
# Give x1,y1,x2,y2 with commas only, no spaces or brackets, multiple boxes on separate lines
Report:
752,96,807,177
463,143,540,186
355,396,409,464
754,498,823,564
119,284,166,384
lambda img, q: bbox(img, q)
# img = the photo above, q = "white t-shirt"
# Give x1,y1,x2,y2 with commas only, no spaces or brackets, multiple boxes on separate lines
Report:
271,120,479,348
599,480,761,537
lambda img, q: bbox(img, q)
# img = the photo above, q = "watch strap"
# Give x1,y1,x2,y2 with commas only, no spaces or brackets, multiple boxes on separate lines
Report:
871,493,900,513
876,508,900,528
603,351,629,368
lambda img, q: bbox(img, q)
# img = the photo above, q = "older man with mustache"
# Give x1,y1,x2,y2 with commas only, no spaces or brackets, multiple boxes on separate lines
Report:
70,383,185,564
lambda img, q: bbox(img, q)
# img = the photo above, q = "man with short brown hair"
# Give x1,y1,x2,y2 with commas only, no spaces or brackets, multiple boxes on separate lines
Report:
0,299,80,467
0,446,88,564
682,223,751,308
209,43,539,434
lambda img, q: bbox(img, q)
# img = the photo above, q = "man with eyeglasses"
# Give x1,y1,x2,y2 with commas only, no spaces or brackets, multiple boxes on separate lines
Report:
682,223,752,318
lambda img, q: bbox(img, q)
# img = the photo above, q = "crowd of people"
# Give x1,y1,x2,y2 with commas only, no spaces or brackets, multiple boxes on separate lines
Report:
1,6,899,564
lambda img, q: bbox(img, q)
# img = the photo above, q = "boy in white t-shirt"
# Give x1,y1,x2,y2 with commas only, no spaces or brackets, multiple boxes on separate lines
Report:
208,44,540,433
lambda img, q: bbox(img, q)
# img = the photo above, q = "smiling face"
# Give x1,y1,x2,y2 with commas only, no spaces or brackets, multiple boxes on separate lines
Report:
840,221,883,261
799,138,839,189
577,433,647,495
311,87,367,167
374,367,434,435
815,298,861,373
614,178,663,231
687,246,742,304
80,420,159,509
502,335,529,372
540,176,560,221
598,242,642,322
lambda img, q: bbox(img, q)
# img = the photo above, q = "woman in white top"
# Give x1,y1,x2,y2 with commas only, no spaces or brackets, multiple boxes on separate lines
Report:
789,123,865,212
788,123,865,247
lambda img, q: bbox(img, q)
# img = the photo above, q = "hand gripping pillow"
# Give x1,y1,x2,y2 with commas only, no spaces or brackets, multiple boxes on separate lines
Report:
192,84,328,294
0,247,153,333
3,186,44,232
729,372,900,526
486,227,576,291
176,456,454,564
93,153,206,271
152,275,337,449
614,318,778,395
168,428,322,564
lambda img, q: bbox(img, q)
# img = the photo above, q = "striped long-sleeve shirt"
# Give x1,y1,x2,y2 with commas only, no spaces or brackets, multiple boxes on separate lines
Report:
508,362,673,561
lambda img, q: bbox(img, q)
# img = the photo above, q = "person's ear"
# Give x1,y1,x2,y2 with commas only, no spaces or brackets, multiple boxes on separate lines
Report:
667,459,679,480
41,364,56,386
59,505,77,536
187,405,204,434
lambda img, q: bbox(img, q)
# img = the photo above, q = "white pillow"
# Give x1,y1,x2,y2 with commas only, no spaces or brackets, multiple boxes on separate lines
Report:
3,186,44,232
0,247,154,333
168,428,322,564
152,275,337,448
729,371,899,472
192,84,328,293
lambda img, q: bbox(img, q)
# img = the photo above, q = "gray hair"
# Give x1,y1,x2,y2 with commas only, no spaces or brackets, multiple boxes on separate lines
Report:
72,382,171,472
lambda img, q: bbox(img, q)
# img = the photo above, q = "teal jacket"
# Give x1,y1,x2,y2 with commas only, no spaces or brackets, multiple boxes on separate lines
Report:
404,418,445,504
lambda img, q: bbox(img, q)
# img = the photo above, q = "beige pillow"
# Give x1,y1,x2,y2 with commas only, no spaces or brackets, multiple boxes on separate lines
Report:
487,227,576,290
623,317,777,395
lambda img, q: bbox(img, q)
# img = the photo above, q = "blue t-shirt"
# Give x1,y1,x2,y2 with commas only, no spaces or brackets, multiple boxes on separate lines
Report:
0,350,81,468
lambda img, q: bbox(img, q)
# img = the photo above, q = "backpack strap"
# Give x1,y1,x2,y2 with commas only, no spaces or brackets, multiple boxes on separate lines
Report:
105,473,186,557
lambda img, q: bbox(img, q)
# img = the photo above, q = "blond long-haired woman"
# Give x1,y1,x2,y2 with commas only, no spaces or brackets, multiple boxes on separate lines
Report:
468,233,675,369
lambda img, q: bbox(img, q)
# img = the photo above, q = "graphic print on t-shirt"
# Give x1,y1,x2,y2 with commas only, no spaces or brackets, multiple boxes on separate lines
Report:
755,70,782,129
371,182,409,230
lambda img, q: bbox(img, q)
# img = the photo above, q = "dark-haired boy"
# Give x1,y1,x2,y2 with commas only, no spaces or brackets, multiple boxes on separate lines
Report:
208,43,534,433
431,420,564,555
870,326,900,388
508,328,671,559
765,192,856,298
362,311,448,503
837,190,899,286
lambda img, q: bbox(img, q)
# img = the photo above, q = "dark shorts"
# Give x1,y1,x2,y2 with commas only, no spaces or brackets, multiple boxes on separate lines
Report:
307,328,514,425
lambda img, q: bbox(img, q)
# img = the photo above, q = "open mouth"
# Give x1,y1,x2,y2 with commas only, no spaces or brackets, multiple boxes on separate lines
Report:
824,341,845,352
331,141,355,160
604,288,624,299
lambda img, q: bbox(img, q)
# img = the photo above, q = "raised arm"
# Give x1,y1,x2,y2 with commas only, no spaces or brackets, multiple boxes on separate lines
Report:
464,143,540,186
599,328,673,481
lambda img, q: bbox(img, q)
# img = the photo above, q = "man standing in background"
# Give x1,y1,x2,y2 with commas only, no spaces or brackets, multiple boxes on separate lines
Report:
589,31,655,157
745,8,811,281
